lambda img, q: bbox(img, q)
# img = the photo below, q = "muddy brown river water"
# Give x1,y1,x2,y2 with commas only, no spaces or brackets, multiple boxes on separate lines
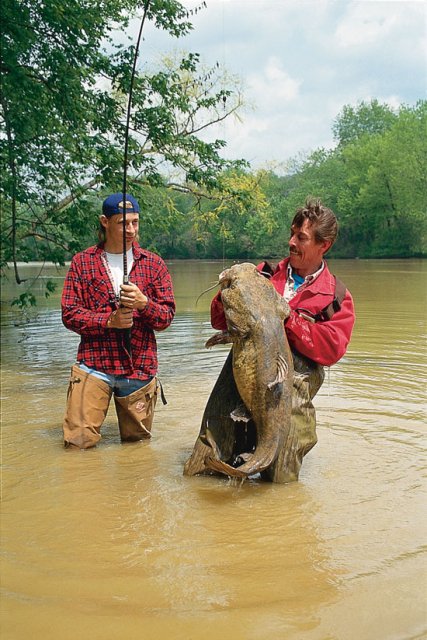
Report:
1,259,426,640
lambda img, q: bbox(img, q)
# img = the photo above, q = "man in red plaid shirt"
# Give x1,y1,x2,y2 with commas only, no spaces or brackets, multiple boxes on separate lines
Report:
61,192,176,449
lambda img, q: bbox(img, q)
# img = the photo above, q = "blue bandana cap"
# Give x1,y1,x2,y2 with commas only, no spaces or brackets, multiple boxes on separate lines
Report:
102,193,140,218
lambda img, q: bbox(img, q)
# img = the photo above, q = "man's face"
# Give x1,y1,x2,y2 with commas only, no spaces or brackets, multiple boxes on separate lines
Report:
288,218,331,276
101,212,139,252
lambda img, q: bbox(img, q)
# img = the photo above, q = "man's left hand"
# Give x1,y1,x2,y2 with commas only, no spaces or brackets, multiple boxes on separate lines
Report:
120,282,148,310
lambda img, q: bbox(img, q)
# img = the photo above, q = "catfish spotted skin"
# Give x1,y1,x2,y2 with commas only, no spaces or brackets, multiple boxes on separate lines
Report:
205,263,294,478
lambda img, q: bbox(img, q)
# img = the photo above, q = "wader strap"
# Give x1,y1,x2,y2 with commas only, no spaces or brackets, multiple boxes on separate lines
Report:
313,276,347,322
158,379,167,405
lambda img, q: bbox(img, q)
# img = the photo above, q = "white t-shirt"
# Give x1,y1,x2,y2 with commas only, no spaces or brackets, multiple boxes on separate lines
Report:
105,249,134,296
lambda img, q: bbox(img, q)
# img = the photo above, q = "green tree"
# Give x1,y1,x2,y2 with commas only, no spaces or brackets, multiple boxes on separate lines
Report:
176,170,269,259
329,101,426,257
332,99,397,147
1,0,247,284
275,100,426,258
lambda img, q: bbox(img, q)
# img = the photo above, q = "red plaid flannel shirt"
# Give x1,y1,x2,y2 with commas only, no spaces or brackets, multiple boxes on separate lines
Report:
62,243,176,378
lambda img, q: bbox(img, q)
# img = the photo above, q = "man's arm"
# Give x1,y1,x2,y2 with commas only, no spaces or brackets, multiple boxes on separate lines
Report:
133,259,176,331
61,256,113,335
285,291,355,366
211,290,228,331
210,285,355,367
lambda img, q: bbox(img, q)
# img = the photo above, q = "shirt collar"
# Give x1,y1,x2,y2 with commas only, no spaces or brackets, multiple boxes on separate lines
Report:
286,260,325,288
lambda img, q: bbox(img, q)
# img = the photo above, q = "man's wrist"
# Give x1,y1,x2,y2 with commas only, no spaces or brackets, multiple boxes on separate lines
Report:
107,311,116,328
136,297,148,311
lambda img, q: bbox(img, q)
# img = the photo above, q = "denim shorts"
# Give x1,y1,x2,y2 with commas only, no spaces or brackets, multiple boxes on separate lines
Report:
78,363,153,397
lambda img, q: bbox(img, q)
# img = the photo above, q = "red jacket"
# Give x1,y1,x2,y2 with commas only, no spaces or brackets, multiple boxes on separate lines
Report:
211,258,355,367
62,243,175,378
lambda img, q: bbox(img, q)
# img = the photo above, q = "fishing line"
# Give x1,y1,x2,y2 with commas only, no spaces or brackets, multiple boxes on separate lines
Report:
220,0,227,272
122,0,151,279
121,0,151,355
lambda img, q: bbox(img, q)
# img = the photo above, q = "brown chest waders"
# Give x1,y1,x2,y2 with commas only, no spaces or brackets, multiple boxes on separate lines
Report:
62,365,158,449
113,376,158,441
261,352,325,483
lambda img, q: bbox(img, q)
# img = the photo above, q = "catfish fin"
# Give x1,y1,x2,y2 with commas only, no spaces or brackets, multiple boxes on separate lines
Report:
230,402,251,423
199,427,222,461
205,331,233,349
267,354,289,389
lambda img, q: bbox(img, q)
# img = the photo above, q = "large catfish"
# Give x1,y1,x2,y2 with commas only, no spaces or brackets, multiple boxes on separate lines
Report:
184,262,294,480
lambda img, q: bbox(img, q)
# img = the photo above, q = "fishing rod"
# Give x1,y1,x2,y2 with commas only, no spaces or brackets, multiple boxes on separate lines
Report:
121,0,151,355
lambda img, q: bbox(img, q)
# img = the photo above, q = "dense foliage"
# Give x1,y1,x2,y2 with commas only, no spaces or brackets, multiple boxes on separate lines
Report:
1,0,250,281
146,100,427,260
1,0,425,297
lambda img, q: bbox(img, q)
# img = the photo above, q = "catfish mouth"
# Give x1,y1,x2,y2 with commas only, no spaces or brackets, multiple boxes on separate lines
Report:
218,273,232,289
202,422,258,479
202,346,291,480
204,421,280,480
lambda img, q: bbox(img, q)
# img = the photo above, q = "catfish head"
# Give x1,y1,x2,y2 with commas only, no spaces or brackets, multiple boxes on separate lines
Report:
219,263,291,337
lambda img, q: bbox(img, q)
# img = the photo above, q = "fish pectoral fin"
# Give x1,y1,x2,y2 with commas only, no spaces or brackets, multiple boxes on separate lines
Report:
230,402,252,423
205,331,233,349
267,354,289,389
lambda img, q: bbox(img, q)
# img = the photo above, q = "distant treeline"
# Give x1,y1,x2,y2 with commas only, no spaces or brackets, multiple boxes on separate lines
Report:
2,100,426,274
2,0,426,287
146,100,426,260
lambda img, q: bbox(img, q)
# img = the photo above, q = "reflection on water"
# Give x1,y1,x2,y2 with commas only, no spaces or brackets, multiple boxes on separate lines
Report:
1,259,426,640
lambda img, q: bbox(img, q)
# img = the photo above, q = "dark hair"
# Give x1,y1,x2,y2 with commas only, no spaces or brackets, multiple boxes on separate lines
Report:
292,197,338,247
98,222,106,243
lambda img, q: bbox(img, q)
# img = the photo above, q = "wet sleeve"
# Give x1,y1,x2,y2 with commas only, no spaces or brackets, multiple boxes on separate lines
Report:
211,291,228,331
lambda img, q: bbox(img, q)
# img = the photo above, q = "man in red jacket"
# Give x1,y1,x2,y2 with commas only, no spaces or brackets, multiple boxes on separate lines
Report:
210,197,355,481
61,193,176,449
